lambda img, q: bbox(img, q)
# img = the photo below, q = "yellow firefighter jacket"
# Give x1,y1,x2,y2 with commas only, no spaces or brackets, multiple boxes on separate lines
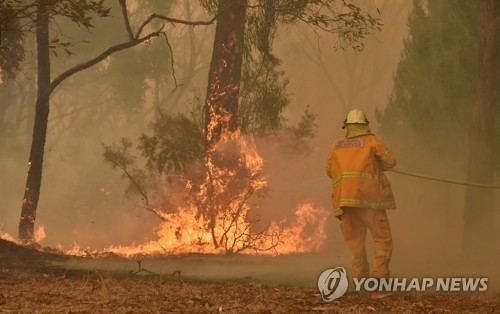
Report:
326,131,397,217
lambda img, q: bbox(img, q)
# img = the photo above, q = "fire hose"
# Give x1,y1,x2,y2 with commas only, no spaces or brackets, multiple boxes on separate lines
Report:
387,169,500,190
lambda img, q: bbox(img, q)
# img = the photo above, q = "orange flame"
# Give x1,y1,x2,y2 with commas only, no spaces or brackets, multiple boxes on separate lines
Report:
57,27,330,259
94,202,328,258
0,230,19,244
34,224,46,243
61,133,329,259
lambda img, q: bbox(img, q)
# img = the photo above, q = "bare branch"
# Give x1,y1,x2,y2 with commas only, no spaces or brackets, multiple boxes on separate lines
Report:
119,0,134,40
161,32,184,92
135,12,219,40
132,260,159,276
39,0,216,106
106,155,167,222
44,28,162,103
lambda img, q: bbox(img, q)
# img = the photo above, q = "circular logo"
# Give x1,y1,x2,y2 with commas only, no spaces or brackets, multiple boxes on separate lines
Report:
317,267,349,302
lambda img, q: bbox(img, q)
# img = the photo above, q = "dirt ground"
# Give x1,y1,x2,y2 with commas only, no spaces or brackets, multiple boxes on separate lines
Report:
1,239,499,313
0,267,499,313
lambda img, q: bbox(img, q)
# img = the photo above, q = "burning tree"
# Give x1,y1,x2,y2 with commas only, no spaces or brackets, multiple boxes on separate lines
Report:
203,0,246,149
197,0,382,252
189,133,278,253
202,0,383,145
103,103,316,255
103,128,330,256
101,0,382,256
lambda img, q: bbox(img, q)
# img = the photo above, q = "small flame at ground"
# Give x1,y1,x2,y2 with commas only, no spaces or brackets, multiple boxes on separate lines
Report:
34,225,46,243
0,230,19,244
97,202,329,258
0,224,45,245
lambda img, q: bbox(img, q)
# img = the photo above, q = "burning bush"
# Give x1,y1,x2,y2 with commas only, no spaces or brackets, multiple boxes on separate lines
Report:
101,100,327,257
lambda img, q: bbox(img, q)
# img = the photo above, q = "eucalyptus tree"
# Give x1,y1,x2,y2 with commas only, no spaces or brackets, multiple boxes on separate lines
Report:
17,0,220,243
463,0,499,257
201,0,383,148
377,0,500,257
0,2,25,83
101,0,382,251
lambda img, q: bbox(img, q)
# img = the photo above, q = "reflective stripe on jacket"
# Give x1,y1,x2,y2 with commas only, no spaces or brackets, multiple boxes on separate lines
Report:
326,134,397,216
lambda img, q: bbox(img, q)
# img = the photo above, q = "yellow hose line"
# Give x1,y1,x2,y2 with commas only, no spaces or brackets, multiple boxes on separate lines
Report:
387,169,500,190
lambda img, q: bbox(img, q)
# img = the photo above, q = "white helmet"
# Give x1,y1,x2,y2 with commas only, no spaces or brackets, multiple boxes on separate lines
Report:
342,109,369,128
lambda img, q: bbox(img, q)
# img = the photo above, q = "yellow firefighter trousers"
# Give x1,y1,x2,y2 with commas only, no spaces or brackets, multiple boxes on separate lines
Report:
340,207,393,278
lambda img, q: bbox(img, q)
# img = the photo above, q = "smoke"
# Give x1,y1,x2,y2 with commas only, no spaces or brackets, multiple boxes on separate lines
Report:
0,0,498,286
272,0,500,281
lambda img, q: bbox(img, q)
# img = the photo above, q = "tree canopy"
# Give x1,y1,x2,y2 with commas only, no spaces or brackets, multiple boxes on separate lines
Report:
377,0,500,175
0,4,25,82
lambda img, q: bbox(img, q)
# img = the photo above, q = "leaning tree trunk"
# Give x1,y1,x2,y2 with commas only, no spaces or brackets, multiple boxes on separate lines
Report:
202,0,247,248
18,0,51,243
462,0,499,258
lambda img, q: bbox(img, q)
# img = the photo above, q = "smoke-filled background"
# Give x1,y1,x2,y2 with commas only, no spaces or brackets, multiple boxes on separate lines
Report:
1,0,499,281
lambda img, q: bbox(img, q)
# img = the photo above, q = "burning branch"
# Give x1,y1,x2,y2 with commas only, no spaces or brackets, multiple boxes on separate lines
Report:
187,133,286,255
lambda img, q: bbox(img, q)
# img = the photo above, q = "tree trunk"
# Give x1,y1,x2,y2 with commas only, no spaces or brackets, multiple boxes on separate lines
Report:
18,0,51,243
202,0,247,248
462,0,498,257
203,0,247,149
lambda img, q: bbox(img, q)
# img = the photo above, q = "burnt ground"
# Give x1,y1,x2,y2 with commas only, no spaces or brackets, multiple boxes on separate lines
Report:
0,239,499,313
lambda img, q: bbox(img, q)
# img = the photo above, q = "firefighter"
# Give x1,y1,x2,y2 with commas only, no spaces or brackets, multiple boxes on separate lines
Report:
326,109,397,278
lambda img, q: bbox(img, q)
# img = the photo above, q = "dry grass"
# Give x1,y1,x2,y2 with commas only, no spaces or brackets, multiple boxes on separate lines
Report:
0,266,499,313
0,239,499,313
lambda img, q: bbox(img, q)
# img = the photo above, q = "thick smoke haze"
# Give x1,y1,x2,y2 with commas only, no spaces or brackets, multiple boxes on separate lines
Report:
0,0,498,286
